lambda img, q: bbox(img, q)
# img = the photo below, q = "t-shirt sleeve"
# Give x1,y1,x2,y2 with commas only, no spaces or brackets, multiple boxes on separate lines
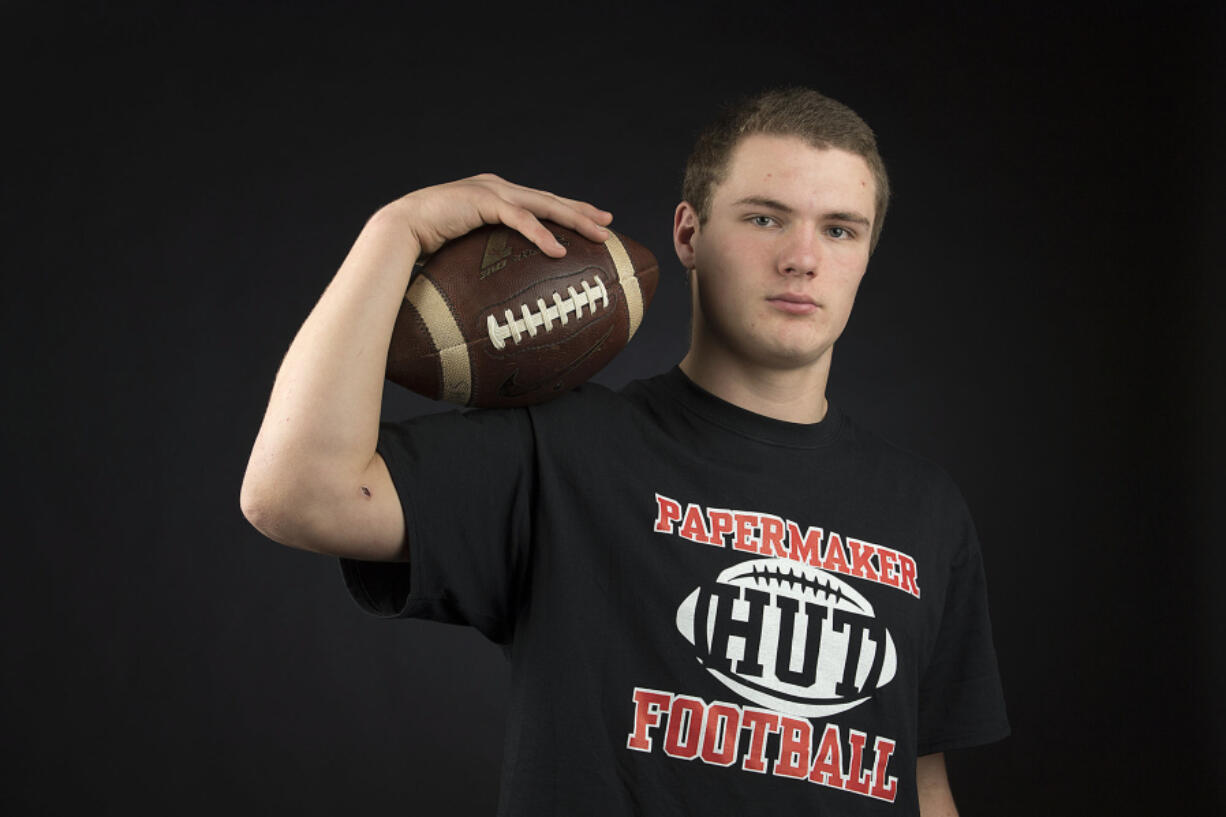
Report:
339,406,536,644
916,493,1011,754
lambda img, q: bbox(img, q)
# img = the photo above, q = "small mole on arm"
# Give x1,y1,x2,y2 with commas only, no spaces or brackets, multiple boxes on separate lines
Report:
361,486,372,498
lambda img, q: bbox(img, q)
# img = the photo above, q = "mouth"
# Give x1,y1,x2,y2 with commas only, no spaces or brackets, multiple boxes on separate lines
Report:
766,293,819,314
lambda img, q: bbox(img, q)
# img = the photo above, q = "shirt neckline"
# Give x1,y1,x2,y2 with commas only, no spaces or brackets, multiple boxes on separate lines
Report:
649,366,846,450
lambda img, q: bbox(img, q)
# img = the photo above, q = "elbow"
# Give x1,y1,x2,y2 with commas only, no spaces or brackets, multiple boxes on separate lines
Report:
240,467,267,521
239,470,290,541
239,469,334,553
240,484,274,539
239,489,301,549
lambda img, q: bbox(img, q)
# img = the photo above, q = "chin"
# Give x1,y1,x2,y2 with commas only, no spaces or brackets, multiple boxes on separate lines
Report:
758,333,835,368
740,342,832,373
701,318,834,373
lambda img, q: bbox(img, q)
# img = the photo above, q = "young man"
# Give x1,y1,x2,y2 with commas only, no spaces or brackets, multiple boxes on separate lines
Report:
241,88,1008,815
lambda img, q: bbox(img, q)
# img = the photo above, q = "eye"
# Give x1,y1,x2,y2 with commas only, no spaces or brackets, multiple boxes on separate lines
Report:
749,215,777,228
826,225,853,239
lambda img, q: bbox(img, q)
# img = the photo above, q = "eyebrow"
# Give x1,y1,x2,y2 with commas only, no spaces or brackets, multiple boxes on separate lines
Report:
732,195,871,227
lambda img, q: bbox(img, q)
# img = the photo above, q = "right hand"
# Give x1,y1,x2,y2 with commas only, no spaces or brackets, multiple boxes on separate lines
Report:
374,173,614,259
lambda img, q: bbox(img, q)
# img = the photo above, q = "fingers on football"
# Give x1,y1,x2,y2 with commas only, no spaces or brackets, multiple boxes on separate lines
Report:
553,194,613,225
520,191,612,245
476,176,613,245
493,204,567,258
507,181,611,224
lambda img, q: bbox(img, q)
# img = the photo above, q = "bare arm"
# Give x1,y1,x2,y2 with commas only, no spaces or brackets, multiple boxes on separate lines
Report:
917,753,958,817
239,174,612,561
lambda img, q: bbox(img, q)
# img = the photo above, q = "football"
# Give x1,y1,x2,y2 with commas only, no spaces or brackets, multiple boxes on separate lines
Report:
675,557,897,718
386,220,659,407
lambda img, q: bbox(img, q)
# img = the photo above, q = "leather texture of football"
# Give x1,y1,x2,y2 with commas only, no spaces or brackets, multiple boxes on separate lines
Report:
386,220,659,407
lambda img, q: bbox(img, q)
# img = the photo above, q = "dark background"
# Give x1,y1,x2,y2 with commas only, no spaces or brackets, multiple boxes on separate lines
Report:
3,1,1221,814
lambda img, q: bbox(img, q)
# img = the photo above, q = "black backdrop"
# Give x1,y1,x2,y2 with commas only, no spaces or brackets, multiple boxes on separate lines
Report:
3,2,1222,814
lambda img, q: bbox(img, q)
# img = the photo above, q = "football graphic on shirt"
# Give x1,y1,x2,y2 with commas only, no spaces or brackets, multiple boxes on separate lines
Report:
676,557,897,718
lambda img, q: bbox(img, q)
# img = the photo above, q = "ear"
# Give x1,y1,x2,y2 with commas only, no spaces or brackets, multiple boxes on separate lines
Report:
673,201,700,270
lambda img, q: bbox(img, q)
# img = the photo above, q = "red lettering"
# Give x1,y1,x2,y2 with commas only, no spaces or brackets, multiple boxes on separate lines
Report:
653,494,681,534
739,709,780,773
898,554,920,598
651,497,919,599
758,514,786,556
678,503,710,544
787,522,825,567
628,686,899,803
879,549,901,588
822,532,851,574
772,716,812,779
699,703,740,767
707,509,734,547
663,696,704,759
847,539,882,582
626,688,671,751
808,723,846,788
844,729,874,795
732,513,761,553
870,737,899,802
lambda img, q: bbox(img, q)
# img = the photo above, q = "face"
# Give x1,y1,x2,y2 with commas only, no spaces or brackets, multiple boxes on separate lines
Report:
674,134,876,375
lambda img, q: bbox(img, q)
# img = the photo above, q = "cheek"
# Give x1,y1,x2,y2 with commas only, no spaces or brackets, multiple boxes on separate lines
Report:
841,272,867,301
831,261,868,299
696,274,753,333
698,230,759,268
694,246,742,297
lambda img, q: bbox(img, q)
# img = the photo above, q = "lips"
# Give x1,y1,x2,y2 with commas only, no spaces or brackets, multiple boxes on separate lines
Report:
768,293,817,305
767,293,819,314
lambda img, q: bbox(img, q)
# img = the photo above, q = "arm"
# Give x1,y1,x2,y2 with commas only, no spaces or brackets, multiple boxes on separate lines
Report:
917,753,958,817
239,174,612,561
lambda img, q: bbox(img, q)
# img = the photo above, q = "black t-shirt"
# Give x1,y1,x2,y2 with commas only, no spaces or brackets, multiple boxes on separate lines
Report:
342,367,1009,815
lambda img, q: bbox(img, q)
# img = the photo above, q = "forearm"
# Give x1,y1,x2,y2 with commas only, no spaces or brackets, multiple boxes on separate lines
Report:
916,753,958,817
241,206,417,511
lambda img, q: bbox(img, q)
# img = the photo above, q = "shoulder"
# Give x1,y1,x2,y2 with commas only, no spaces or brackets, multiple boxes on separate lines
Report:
836,410,971,513
516,373,680,463
525,371,665,422
834,413,987,576
379,373,661,448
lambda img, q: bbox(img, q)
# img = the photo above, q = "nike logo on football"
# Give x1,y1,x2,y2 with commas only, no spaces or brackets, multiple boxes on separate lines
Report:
497,325,615,398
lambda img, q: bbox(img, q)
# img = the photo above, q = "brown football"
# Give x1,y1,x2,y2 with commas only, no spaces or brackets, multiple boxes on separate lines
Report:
386,220,659,407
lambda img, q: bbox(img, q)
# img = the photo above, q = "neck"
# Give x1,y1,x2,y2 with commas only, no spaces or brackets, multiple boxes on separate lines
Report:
679,347,832,424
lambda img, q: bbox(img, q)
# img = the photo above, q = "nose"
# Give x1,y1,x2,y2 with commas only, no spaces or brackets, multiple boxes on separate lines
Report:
777,227,820,277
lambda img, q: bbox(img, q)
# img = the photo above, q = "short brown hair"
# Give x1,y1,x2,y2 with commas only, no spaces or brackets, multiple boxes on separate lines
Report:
682,87,891,253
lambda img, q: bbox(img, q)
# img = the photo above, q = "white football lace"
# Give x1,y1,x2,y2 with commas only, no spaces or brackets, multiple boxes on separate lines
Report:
486,276,610,350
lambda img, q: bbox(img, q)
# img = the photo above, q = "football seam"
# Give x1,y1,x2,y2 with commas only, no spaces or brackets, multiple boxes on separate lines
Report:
411,273,474,405
486,275,612,350
602,232,644,339
432,278,479,403
744,568,859,611
482,305,618,358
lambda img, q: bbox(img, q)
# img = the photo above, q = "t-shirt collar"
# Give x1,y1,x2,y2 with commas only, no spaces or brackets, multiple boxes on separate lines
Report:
651,366,845,449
